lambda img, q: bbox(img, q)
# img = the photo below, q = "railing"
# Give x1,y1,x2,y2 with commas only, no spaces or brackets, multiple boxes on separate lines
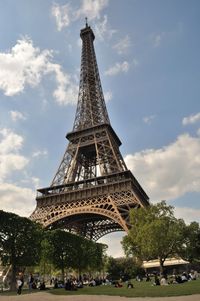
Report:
37,171,131,198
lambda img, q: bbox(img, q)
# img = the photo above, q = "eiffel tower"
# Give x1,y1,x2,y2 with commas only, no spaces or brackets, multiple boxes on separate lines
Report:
30,22,149,240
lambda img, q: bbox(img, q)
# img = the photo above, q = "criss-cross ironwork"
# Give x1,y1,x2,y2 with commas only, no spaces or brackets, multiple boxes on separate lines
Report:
30,23,149,240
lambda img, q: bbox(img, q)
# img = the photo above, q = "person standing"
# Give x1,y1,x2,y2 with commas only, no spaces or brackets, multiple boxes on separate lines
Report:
17,272,24,295
28,273,34,291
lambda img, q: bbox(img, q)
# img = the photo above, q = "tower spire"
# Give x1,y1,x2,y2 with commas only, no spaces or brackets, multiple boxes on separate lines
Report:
73,23,110,131
85,17,88,27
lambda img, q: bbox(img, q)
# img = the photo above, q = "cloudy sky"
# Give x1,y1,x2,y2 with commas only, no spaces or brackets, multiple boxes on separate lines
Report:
0,0,200,257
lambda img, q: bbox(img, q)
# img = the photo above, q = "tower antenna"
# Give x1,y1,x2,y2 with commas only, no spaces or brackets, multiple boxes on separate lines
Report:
85,17,88,27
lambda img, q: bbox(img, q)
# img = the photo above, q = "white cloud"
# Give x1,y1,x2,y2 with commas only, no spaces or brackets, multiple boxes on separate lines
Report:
76,0,109,21
182,112,200,125
104,90,112,102
51,0,109,31
51,3,71,31
132,58,139,67
0,182,35,217
0,37,78,106
0,129,38,217
99,232,125,258
0,37,52,96
153,34,162,47
77,38,82,48
174,207,200,224
104,61,129,76
124,133,200,202
0,128,28,182
32,149,48,158
94,15,116,41
150,32,166,48
31,177,40,189
10,110,27,122
143,115,156,125
151,24,183,48
48,62,78,105
0,128,23,153
113,35,131,54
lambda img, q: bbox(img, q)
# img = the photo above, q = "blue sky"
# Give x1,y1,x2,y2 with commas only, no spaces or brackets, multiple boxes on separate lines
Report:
0,0,200,257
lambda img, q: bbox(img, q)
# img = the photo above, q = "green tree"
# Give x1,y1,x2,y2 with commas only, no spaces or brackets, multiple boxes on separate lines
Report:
70,236,106,276
39,235,53,279
106,256,143,280
122,201,185,274
47,229,107,280
47,229,76,282
93,243,107,272
0,210,43,290
180,221,200,263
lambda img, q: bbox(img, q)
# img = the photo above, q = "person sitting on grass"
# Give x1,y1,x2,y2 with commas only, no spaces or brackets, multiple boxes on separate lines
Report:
39,280,46,290
127,281,134,288
153,274,160,286
114,281,123,288
65,278,77,291
181,272,188,283
89,279,96,286
160,275,168,286
146,274,151,282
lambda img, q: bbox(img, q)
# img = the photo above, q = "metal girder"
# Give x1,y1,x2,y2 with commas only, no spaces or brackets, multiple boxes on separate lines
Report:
30,24,149,241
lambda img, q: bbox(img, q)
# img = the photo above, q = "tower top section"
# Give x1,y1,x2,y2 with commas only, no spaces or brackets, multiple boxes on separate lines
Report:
73,23,110,131
80,22,95,41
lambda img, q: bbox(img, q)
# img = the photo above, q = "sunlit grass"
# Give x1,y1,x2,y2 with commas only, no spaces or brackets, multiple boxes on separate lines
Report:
1,279,200,297
49,279,200,297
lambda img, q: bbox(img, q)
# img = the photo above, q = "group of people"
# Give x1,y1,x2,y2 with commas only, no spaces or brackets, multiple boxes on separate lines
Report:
64,277,105,290
151,270,198,286
15,269,198,294
16,272,46,294
170,271,198,284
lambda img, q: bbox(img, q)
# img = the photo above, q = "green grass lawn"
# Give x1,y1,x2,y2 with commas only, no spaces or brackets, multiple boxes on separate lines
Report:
49,279,200,297
1,279,200,298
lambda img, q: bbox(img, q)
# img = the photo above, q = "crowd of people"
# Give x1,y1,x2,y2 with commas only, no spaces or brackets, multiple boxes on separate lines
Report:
15,269,199,294
135,270,198,286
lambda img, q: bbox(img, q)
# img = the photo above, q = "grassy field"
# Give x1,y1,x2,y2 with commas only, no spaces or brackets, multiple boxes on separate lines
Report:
49,279,200,298
1,279,200,298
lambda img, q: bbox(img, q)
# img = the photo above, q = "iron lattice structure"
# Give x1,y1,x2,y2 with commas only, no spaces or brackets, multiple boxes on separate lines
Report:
30,24,149,240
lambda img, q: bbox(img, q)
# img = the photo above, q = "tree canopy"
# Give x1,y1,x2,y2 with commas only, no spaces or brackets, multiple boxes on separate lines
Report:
46,229,106,281
106,256,143,281
180,221,200,263
122,201,186,274
0,210,43,289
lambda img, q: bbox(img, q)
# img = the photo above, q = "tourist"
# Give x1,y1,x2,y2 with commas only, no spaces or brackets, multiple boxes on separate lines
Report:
28,273,34,291
17,272,24,295
160,275,168,286
153,274,160,286
127,281,134,288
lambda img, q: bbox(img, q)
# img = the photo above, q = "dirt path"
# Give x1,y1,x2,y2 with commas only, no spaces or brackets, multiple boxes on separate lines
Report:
0,292,200,301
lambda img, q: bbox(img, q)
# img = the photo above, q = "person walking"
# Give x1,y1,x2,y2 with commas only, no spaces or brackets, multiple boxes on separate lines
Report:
17,272,24,295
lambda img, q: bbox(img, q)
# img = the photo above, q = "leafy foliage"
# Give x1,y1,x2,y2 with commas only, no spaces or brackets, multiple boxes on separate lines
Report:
45,229,106,280
122,201,186,273
106,256,143,280
0,210,43,289
180,221,200,263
